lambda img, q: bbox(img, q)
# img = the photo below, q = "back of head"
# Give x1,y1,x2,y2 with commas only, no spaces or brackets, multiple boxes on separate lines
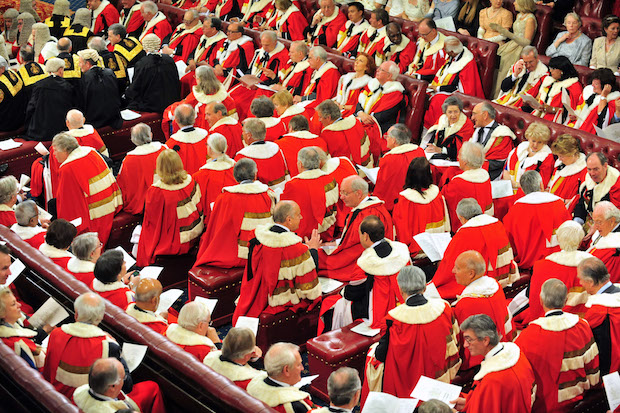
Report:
177,301,210,331
520,170,542,194
273,201,297,224
130,123,153,146
142,33,161,53
479,102,496,120
404,157,433,192
459,141,485,169
108,23,126,38
45,57,65,74
250,96,275,118
174,103,196,127
297,147,320,170
243,118,267,141
460,314,500,346
388,123,411,146
310,46,327,62
525,122,551,143
397,266,426,296
207,133,228,156
52,132,79,154
195,65,221,95
264,342,299,377
71,232,100,261
75,292,105,324
372,8,389,26
20,44,34,62
135,278,162,302
359,215,384,242
288,115,309,132
73,8,91,27
456,198,482,221
233,158,257,183
45,219,77,249
444,36,463,54
578,257,610,285
141,1,158,15
222,327,256,360
540,278,567,310
87,36,107,53
212,102,228,117
14,200,38,226
346,175,369,196
156,149,187,185
556,220,584,251
419,400,452,413
89,358,119,395
94,249,124,284
327,367,361,407
0,175,17,205
595,200,620,224
316,100,341,121
272,89,293,108
66,109,85,129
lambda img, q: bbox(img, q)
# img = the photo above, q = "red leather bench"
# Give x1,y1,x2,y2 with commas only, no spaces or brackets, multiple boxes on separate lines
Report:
189,266,245,327
538,55,620,91
574,0,612,20
306,320,381,400
256,306,321,354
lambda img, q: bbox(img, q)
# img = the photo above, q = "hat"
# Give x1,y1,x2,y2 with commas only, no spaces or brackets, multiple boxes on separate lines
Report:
3,9,19,43
16,12,35,47
77,48,100,62
73,8,91,27
141,33,161,53
32,22,51,59
52,0,71,17
19,0,40,22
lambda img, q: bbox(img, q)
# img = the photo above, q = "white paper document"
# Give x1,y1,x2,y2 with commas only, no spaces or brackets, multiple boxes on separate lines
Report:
434,16,456,32
34,142,49,155
318,277,343,294
114,246,136,269
412,232,452,262
350,321,381,337
520,94,542,110
69,217,82,228
491,180,513,199
140,266,164,279
121,109,141,121
41,334,50,349
362,392,418,413
175,60,187,79
18,174,30,192
604,371,620,411
357,165,380,184
28,297,70,328
410,376,462,408
195,296,218,315
121,342,148,373
156,289,183,313
37,206,52,221
561,89,580,120
235,316,259,336
594,123,620,143
294,374,319,388
0,139,22,150
255,83,276,92
428,159,459,168
5,259,25,287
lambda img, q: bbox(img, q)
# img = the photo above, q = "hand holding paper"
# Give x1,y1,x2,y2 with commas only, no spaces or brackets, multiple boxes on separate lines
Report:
28,297,70,329
121,343,148,373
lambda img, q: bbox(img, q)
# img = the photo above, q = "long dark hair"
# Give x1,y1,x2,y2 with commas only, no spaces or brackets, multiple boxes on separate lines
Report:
548,56,579,81
404,157,433,193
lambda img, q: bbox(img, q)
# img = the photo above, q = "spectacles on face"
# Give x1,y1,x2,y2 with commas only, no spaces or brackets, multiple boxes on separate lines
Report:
463,336,481,344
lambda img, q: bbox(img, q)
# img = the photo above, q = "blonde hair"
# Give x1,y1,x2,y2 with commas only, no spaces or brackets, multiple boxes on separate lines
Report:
0,287,13,319
272,90,293,107
156,149,187,185
551,134,581,157
457,0,480,26
516,0,537,14
525,122,550,143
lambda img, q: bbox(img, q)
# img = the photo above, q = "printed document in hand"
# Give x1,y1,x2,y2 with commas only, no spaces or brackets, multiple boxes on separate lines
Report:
412,232,452,262
410,376,462,408
122,343,148,373
156,289,183,313
235,316,259,336
318,277,343,294
140,266,164,279
28,297,70,328
4,258,25,287
34,142,49,155
357,164,380,184
195,297,218,315
604,371,620,411
561,89,580,120
520,94,542,110
114,246,136,269
18,174,30,192
491,180,513,199
175,60,187,79
362,392,418,413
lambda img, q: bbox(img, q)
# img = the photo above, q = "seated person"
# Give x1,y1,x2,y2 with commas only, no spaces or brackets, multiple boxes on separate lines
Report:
318,176,393,281
138,1,172,43
271,42,314,99
545,12,592,67
433,199,519,300
194,159,275,269
92,250,135,310
0,175,17,226
166,104,209,175
588,201,620,280
477,0,512,44
452,315,535,412
137,149,203,266
212,23,254,78
504,171,571,271
363,266,460,399
276,115,328,177
204,102,243,157
321,215,409,332
574,152,620,227
516,279,600,412
247,342,317,412
495,46,548,107
297,46,340,111
165,301,221,360
333,52,374,118
393,157,451,257
107,23,145,67
0,245,33,316
203,327,262,390
317,368,361,413
320,151,359,232
65,109,108,156
38,219,76,271
248,96,287,142
117,123,167,215
307,0,347,48
406,18,447,82
590,15,620,72
66,232,101,285
577,68,620,134
11,200,46,249
422,96,474,162
160,9,202,63
333,2,369,56
263,0,306,41
126,279,168,334
379,22,415,73
233,201,322,323
356,8,388,60
452,251,515,370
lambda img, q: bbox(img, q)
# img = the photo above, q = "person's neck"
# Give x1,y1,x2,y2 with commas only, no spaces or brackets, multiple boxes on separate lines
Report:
135,302,157,312
480,119,494,128
270,375,294,386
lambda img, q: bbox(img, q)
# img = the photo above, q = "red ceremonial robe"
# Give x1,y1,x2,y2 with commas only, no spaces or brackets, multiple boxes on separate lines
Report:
66,257,96,286
547,154,587,214
203,350,261,390
137,175,204,266
126,303,168,335
0,323,42,369
278,60,313,98
335,19,370,55
475,124,515,164
318,197,393,281
363,297,461,399
303,61,340,111
0,206,16,227
139,12,172,43
67,125,108,156
38,243,74,272
523,251,593,325
216,36,255,77
247,373,316,413
357,26,387,60
56,146,122,245
453,276,515,370
442,168,494,233
234,141,289,191
166,23,202,63
393,185,451,256
117,141,167,215
423,112,475,164
584,290,620,375
380,36,416,73
506,141,555,191
406,33,447,79
257,117,287,142
578,91,620,134
240,0,274,29
321,156,358,230
209,116,244,157
516,313,600,413
10,224,46,249
528,76,583,123
91,0,120,36
320,115,371,167
266,5,306,41
120,3,144,37
194,181,274,268
232,224,322,324
165,323,216,360
192,156,236,225
434,214,519,300
334,73,372,118
179,32,227,96
374,143,425,211
578,165,620,221
589,233,620,282
280,169,338,240
276,131,328,177
503,192,571,270
310,9,347,48
463,342,536,413
166,127,209,175
92,279,134,310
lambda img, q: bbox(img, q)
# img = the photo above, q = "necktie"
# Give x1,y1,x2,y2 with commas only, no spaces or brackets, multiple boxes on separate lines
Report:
416,42,429,70
346,22,354,37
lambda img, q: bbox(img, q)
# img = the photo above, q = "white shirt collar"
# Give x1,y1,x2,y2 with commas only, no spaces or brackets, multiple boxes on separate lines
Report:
269,377,291,387
484,343,504,361
597,281,614,294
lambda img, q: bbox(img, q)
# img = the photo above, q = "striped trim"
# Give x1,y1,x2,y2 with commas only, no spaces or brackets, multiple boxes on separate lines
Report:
89,190,122,220
176,183,201,220
240,212,272,231
278,252,316,281
55,342,109,388
179,217,204,244
88,168,115,195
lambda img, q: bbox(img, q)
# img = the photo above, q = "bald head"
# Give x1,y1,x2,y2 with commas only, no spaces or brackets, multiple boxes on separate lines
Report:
273,201,302,231
57,36,71,52
89,358,124,397
66,109,85,129
134,278,163,311
453,250,486,286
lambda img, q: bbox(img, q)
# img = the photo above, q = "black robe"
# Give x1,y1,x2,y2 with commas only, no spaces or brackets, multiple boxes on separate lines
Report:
0,69,27,132
125,53,181,113
25,75,77,141
79,66,123,129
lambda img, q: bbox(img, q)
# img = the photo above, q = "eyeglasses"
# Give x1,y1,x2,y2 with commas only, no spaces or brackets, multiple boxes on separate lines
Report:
463,336,481,344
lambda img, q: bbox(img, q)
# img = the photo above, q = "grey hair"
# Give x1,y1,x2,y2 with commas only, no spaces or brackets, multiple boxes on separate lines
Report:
291,40,308,56
71,232,100,261
185,9,199,21
233,158,257,182
479,102,496,119
135,279,162,302
243,118,267,141
87,36,106,52
195,66,221,95
273,201,296,224
174,104,196,127
460,314,500,346
459,141,485,169
441,95,463,113
89,358,120,395
310,46,327,62
130,123,153,146
556,220,584,251
456,198,482,220
521,45,538,58
45,57,64,73
108,23,126,38
141,0,158,14
348,176,369,195
595,201,620,223
222,327,256,360
75,292,106,325
444,36,463,54
564,12,582,27
460,250,486,276
397,266,426,296
316,100,341,121
264,342,299,377
260,30,277,43
577,257,610,285
250,96,275,118
298,147,320,170
384,60,399,80
178,301,211,331
289,115,309,131
540,278,567,310
66,109,85,128
0,176,17,204
15,200,38,225
327,367,361,407
212,102,227,116
419,400,453,413
388,123,411,145
0,56,8,69
520,170,542,194
207,133,228,156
